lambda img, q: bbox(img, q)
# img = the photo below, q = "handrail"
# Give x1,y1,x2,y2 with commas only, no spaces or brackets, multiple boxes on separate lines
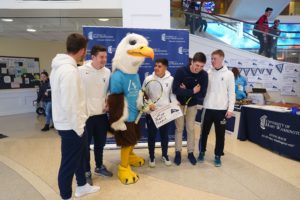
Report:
180,9,300,41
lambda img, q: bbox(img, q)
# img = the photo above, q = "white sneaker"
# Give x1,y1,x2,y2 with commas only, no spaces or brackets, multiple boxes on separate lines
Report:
149,158,156,168
75,183,100,198
162,156,172,166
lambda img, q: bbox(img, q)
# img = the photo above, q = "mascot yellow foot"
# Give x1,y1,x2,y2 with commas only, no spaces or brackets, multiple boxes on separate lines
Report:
118,165,139,185
129,153,145,167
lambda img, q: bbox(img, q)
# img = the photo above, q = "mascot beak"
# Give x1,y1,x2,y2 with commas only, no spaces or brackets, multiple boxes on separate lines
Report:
127,46,154,60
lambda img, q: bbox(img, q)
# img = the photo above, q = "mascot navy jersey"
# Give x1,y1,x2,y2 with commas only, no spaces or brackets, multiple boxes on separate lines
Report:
110,70,141,122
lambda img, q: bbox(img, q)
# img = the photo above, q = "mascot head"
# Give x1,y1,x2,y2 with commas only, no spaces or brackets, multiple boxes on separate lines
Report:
112,33,154,74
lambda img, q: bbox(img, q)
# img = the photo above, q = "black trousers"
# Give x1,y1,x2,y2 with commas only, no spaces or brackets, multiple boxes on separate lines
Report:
146,114,170,160
85,114,109,172
199,109,227,156
257,33,266,55
58,130,87,199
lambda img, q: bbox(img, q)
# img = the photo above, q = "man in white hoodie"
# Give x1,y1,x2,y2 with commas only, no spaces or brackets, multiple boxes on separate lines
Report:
198,49,235,167
50,33,100,200
78,45,113,185
141,58,177,168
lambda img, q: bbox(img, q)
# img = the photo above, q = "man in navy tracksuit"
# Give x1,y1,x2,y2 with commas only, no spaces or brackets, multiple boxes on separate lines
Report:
172,52,208,165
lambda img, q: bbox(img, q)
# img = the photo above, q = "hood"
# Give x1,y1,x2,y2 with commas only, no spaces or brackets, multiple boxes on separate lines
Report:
151,70,171,80
51,54,77,70
210,65,228,72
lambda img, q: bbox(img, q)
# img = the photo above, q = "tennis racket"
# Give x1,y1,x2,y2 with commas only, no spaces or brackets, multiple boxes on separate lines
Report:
183,96,192,115
135,79,163,124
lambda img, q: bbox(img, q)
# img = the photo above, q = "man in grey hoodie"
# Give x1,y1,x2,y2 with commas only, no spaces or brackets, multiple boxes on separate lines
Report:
50,33,100,200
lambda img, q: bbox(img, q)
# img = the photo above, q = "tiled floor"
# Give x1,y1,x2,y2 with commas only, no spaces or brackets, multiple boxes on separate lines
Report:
0,113,299,200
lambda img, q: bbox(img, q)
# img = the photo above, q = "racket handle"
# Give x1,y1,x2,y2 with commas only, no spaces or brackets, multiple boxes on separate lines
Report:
183,105,188,115
135,111,143,124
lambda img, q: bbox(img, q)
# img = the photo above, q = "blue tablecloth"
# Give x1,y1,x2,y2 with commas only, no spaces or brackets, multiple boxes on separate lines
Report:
238,106,300,161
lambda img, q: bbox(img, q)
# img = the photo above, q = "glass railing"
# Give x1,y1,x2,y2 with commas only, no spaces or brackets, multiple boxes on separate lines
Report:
171,9,300,64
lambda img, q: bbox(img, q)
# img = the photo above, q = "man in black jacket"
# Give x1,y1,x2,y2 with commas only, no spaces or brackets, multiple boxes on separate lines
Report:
37,71,52,131
172,52,208,165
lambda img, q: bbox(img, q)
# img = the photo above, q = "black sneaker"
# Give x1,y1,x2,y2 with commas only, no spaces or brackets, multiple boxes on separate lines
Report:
214,156,222,167
41,124,50,132
85,171,93,186
188,152,197,165
174,151,181,166
95,165,113,177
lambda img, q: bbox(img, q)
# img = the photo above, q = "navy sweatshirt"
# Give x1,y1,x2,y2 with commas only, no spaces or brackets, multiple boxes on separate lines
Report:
172,65,208,106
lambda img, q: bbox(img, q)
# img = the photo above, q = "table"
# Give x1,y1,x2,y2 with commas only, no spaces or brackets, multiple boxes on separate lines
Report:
238,105,300,161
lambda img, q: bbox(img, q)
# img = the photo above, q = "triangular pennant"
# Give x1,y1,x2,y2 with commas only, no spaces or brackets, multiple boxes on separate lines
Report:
251,68,258,76
258,68,265,74
266,68,273,75
243,68,250,76
275,64,284,73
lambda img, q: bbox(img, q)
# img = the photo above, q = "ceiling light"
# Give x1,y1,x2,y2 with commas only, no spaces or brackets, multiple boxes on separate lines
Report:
26,28,37,32
98,18,110,22
1,18,14,22
291,53,297,56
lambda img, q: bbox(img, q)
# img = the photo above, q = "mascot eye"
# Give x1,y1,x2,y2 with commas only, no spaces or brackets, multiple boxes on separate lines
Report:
129,40,137,45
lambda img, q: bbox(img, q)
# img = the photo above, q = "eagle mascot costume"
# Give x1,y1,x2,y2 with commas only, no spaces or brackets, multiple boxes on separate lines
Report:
108,33,154,184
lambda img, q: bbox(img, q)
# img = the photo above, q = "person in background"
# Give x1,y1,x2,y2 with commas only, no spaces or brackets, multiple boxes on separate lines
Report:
267,19,281,59
198,49,235,167
172,52,208,166
232,67,247,101
141,58,177,168
50,33,100,200
254,7,273,56
78,45,113,186
37,71,52,131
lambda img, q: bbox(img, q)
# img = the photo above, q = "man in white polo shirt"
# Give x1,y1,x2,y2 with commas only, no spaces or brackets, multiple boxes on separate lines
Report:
78,45,112,185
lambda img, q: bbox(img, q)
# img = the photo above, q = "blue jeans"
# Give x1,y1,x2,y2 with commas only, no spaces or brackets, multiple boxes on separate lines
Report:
43,101,52,125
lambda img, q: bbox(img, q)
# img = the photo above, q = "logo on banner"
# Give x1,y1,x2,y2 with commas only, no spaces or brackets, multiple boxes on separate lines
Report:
251,68,258,76
243,68,250,76
260,115,267,130
88,31,93,40
178,47,188,55
266,69,273,75
107,46,116,54
161,33,166,41
275,64,284,73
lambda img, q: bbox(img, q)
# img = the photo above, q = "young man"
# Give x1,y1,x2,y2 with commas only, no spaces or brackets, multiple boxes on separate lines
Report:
50,33,100,200
198,49,235,167
172,52,208,166
141,58,177,167
78,45,113,185
254,7,273,56
37,71,52,131
267,19,281,59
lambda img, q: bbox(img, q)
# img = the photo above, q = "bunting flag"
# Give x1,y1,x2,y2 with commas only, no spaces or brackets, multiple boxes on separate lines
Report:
243,68,251,76
275,64,284,73
251,68,259,76
266,68,273,75
258,68,265,74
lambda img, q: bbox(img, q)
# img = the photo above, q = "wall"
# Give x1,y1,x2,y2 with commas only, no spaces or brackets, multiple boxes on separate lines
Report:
122,0,170,29
0,0,121,9
0,37,64,116
0,37,64,72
